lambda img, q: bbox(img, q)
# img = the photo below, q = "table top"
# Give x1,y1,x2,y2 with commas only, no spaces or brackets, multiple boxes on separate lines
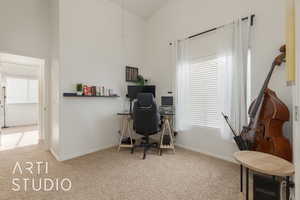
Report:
117,111,175,116
117,112,130,116
234,151,295,177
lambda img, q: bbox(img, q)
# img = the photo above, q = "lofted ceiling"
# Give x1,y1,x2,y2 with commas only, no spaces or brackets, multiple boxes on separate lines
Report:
110,0,168,19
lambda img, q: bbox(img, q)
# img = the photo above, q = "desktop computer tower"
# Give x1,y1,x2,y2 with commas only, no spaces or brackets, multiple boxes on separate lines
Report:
253,174,280,200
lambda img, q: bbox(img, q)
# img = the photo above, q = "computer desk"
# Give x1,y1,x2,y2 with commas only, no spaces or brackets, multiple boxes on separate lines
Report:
117,111,175,154
159,111,176,155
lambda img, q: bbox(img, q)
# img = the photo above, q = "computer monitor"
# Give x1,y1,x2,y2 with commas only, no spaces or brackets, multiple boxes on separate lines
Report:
127,85,156,100
161,96,173,106
141,86,156,98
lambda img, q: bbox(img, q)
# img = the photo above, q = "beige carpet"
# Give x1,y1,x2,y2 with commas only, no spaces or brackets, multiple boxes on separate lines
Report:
0,144,243,200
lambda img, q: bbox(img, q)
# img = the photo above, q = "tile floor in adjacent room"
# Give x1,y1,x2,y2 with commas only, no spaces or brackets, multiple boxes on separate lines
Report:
0,125,39,151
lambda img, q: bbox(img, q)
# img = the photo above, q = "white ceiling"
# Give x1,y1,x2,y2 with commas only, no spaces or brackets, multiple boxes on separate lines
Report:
110,0,168,19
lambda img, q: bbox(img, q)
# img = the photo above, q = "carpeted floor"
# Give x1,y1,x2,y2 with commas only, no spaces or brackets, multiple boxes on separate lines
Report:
0,144,243,200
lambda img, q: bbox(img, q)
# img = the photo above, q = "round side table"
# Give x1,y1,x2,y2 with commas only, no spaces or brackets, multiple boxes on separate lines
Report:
234,151,294,200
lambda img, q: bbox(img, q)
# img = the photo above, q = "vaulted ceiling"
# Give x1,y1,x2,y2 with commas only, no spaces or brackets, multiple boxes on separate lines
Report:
110,0,168,19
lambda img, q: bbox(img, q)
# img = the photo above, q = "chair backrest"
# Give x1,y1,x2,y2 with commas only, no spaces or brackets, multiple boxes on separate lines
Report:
133,93,160,136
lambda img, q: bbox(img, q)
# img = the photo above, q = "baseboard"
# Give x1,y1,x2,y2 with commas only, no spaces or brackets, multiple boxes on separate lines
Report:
58,144,116,161
175,144,237,164
50,148,61,161
50,142,237,164
5,124,38,128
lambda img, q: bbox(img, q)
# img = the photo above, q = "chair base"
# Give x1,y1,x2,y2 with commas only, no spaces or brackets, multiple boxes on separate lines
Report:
131,137,158,159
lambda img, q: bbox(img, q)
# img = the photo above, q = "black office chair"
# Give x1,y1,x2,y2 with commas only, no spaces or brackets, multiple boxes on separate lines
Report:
132,93,160,159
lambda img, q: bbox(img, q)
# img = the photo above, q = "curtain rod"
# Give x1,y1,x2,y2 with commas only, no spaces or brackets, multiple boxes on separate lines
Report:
187,14,255,40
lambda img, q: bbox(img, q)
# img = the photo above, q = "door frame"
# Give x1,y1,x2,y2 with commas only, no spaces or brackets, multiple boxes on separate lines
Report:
0,53,48,147
294,0,300,198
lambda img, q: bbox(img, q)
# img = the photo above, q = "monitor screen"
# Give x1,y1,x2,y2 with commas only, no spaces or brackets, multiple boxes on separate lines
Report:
127,85,156,100
161,96,173,106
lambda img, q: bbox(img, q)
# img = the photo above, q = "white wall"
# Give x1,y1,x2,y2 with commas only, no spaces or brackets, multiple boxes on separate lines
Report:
56,0,146,160
0,0,50,59
145,0,292,162
49,0,61,160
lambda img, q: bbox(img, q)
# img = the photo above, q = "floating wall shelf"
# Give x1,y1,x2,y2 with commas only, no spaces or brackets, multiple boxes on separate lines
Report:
63,93,120,98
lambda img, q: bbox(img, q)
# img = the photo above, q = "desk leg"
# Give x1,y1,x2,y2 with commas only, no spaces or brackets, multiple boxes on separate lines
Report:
118,117,125,152
159,121,166,156
286,176,290,200
240,165,243,193
128,119,133,144
246,168,249,200
118,117,128,152
129,119,135,154
166,118,175,153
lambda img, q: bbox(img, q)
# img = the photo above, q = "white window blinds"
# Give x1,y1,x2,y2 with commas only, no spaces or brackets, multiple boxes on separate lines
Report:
191,57,223,128
7,77,39,104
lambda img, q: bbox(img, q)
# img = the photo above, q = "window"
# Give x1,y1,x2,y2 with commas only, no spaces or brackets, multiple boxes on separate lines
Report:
6,77,39,104
190,57,223,128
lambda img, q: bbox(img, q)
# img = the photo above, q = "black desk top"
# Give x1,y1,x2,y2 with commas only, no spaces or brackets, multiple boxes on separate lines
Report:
117,112,131,116
117,111,174,116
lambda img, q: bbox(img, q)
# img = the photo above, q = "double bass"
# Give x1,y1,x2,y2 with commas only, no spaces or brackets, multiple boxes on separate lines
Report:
241,45,292,162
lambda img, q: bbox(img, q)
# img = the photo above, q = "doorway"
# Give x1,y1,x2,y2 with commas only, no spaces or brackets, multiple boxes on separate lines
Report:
0,53,46,150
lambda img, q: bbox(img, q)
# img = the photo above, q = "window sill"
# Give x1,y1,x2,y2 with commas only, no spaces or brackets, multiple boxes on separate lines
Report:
191,125,220,130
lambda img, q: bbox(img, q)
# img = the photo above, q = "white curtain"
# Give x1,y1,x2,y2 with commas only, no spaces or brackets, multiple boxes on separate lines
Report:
218,18,252,139
174,18,252,138
175,40,192,131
